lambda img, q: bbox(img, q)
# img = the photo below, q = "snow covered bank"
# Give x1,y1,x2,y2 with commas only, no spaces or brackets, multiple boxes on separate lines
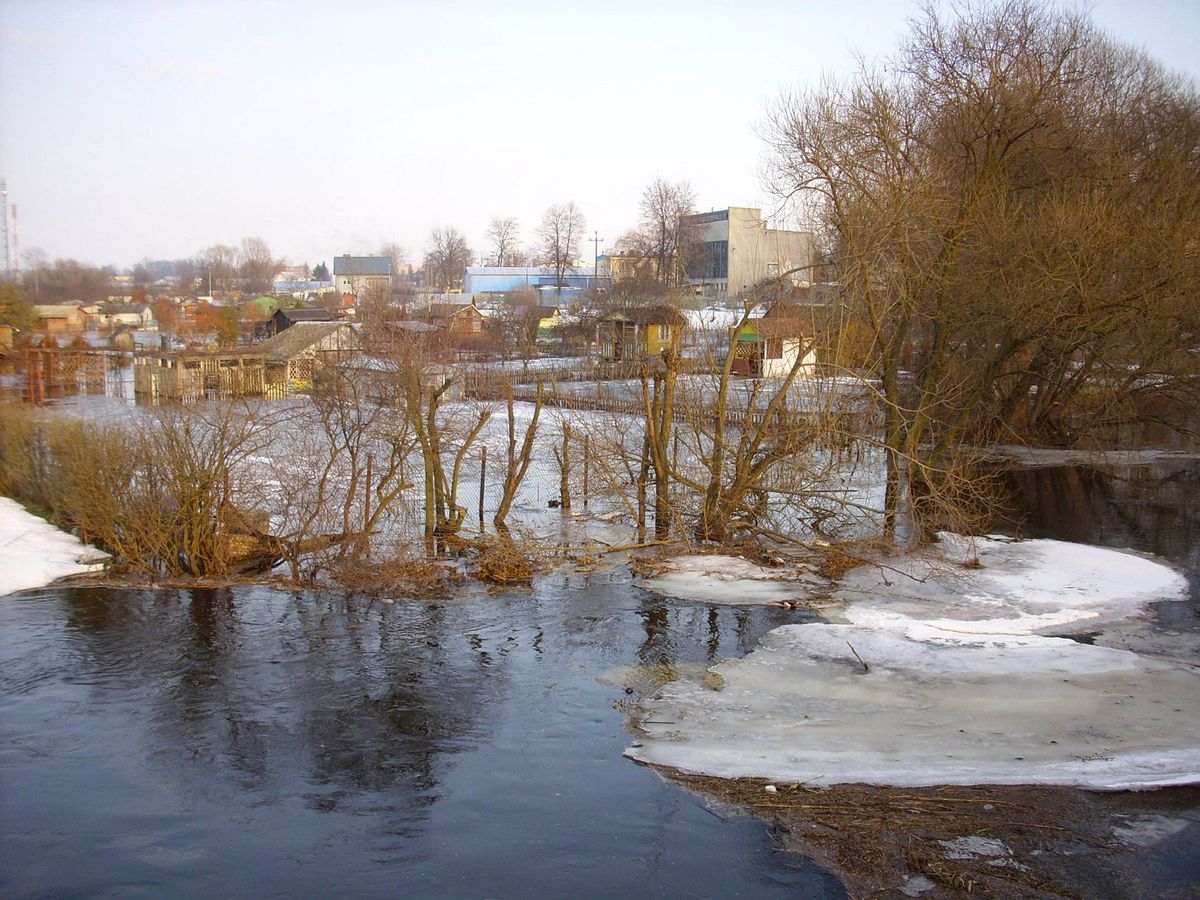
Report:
0,497,108,596
626,535,1199,789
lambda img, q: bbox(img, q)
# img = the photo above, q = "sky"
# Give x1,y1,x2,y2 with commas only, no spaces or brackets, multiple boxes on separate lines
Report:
1,0,1198,272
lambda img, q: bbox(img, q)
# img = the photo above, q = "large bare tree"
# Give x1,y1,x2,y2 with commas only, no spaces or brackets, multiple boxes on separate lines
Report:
424,227,472,292
238,237,280,293
764,0,1200,544
538,202,584,289
638,178,696,286
486,216,521,267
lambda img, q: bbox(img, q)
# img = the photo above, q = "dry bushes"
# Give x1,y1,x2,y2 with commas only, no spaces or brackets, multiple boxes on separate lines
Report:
0,402,276,578
330,551,464,597
468,536,538,584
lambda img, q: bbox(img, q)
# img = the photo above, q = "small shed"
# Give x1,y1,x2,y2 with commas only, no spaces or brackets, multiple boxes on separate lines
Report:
272,307,343,334
426,301,486,337
598,306,684,362
253,321,361,396
133,349,267,401
732,302,815,378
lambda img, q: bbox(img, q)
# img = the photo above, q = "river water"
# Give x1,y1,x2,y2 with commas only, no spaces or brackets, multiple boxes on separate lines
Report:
0,573,844,897
2,454,1198,897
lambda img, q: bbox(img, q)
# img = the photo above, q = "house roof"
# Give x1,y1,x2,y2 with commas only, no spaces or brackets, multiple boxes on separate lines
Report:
602,305,686,327
333,255,393,277
740,316,810,339
253,322,358,361
275,307,342,324
101,303,149,316
428,303,482,320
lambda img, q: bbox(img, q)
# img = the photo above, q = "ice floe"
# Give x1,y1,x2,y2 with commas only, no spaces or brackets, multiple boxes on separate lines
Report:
0,497,108,596
637,554,824,605
832,534,1189,636
626,535,1200,790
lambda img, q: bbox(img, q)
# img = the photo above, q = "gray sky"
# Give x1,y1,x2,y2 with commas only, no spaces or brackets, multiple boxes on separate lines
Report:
2,0,1197,271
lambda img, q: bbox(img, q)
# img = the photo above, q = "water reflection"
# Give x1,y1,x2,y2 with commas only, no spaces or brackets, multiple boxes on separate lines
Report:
0,577,837,897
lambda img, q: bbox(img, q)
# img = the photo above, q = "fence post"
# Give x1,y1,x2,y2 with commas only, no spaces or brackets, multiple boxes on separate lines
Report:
560,422,571,512
582,436,590,507
478,445,487,526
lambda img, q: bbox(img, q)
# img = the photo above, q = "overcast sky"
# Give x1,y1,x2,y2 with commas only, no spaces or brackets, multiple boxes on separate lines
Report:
1,0,1197,271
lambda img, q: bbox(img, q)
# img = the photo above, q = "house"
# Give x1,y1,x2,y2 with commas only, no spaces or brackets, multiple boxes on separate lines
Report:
98,302,155,329
683,207,816,300
426,301,486,337
332,255,393,303
32,304,87,334
598,306,684,362
731,301,816,378
271,307,343,334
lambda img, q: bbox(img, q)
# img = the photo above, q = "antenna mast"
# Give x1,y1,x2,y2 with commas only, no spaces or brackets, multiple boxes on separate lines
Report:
0,180,9,278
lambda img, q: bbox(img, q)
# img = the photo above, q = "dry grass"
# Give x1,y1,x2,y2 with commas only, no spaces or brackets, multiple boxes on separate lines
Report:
330,552,464,597
458,535,540,585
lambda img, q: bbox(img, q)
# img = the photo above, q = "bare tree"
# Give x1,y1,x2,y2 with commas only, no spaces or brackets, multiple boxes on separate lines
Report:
538,202,585,289
639,178,696,286
198,244,239,294
424,227,472,292
378,242,408,277
764,0,1200,545
238,237,280,293
486,217,521,266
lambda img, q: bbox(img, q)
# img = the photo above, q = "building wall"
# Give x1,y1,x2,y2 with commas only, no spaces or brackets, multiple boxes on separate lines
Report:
687,207,815,299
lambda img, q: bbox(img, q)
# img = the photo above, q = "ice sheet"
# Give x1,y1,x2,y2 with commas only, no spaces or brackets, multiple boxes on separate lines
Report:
833,534,1188,636
627,535,1199,789
625,623,1200,789
638,555,824,605
0,497,108,596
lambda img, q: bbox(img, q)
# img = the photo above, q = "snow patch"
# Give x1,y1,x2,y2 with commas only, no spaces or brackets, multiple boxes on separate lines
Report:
638,555,824,605
834,535,1187,636
0,497,109,596
627,535,1199,790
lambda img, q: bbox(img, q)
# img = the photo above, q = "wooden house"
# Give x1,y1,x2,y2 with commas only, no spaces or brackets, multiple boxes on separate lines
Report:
32,304,86,334
732,301,816,378
598,306,684,362
426,300,486,337
254,321,360,394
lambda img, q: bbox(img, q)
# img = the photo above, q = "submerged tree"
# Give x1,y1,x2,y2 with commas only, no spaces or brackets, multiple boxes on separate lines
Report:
764,0,1200,543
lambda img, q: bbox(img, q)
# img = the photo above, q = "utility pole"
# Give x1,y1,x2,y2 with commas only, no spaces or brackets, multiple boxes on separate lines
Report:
592,230,604,293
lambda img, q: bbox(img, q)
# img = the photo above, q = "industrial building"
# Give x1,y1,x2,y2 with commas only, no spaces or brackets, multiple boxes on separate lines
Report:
684,207,816,300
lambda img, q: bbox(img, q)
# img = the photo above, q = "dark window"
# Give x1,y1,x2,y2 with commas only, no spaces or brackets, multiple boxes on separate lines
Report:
690,240,728,280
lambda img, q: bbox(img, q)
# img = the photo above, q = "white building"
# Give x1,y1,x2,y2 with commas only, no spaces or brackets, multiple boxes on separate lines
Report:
685,207,816,300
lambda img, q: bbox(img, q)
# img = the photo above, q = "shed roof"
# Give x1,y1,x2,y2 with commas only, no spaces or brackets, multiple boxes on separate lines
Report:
602,305,686,327
275,307,341,324
253,322,358,361
740,316,810,339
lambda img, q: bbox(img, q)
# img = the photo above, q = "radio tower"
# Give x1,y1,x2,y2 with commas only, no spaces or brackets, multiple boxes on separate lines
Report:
0,179,9,278
10,202,19,279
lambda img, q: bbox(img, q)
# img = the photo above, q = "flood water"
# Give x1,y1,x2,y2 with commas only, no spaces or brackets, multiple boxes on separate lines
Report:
0,573,844,898
3,453,1200,898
